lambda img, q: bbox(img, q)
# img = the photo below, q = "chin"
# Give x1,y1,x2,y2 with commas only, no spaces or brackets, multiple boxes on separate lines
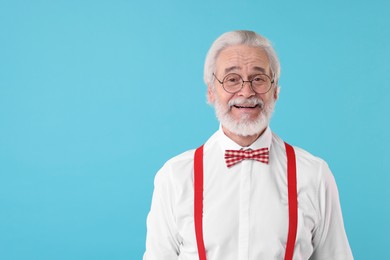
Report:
221,114,269,137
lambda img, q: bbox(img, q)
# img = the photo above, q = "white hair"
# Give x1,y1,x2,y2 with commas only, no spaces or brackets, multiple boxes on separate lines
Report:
204,30,281,87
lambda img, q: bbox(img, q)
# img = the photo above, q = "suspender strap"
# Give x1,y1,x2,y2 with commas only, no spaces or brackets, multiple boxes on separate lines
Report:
194,145,206,260
284,142,298,260
194,142,298,260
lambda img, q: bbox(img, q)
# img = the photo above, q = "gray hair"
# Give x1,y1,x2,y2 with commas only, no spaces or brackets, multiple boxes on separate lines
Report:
204,30,281,87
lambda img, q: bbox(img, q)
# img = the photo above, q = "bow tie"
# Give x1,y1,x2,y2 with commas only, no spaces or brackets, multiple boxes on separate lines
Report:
225,148,269,168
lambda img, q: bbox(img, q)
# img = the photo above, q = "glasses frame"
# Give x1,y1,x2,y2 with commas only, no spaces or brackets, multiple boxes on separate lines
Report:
213,73,275,94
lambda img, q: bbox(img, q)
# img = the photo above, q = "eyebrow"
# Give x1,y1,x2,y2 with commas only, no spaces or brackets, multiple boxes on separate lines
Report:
224,66,267,74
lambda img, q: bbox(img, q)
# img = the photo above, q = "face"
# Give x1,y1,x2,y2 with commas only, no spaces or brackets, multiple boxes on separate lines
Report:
208,45,279,137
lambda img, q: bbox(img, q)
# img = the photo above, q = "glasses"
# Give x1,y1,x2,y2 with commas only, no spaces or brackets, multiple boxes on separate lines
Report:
213,73,275,94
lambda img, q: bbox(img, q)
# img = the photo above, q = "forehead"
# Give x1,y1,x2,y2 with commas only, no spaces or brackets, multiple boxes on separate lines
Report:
215,45,270,74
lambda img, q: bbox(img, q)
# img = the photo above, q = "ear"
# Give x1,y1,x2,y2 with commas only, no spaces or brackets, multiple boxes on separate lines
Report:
207,84,215,104
273,85,280,100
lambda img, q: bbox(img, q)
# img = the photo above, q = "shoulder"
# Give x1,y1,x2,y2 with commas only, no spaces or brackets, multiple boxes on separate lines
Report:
157,130,219,175
271,132,334,184
154,131,220,188
162,149,196,173
149,149,196,202
154,148,195,184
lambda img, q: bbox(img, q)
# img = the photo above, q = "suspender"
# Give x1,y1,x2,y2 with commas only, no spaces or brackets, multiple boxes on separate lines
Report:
193,142,298,260
194,145,207,260
284,142,298,260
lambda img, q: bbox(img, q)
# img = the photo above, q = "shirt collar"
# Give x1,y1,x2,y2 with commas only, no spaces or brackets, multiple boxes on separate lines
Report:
216,124,273,152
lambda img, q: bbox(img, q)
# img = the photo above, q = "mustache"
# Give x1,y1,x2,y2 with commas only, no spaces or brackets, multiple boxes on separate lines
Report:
228,97,264,108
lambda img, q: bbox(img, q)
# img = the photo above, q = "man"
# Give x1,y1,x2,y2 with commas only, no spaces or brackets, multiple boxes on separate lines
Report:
143,30,353,260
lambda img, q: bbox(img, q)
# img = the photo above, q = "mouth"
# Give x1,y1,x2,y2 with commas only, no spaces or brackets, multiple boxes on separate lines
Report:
233,104,259,109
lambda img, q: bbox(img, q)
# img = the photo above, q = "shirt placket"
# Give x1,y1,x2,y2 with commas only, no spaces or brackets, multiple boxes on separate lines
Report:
238,158,253,259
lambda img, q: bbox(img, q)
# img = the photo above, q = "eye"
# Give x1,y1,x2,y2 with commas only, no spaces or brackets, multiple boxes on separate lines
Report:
224,74,241,85
252,75,266,83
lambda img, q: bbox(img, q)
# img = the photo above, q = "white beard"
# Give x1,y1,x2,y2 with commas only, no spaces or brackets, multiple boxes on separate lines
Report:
213,95,275,137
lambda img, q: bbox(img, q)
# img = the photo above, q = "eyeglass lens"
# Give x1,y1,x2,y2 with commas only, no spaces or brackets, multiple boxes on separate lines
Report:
222,73,272,94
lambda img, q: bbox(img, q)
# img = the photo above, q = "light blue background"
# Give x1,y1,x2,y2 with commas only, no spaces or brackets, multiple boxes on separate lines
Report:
1,0,389,259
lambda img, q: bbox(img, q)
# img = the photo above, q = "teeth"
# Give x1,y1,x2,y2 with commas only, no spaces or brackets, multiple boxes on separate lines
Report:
235,105,257,108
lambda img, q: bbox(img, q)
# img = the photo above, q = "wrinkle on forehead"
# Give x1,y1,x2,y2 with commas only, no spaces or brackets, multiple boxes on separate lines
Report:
224,66,266,75
216,45,270,76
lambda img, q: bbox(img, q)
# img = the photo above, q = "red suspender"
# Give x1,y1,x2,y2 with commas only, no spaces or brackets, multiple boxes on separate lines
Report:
284,142,298,260
194,145,207,260
194,142,297,260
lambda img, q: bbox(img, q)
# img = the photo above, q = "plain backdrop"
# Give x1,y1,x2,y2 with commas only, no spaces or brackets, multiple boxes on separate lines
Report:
1,0,389,259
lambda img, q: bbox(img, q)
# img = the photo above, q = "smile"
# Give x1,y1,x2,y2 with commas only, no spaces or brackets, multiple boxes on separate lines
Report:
233,105,259,109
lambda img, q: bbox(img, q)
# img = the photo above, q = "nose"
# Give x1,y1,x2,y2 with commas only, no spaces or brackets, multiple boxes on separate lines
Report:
238,81,256,98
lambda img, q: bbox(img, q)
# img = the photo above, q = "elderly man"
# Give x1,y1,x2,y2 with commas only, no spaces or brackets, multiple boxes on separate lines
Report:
143,30,353,260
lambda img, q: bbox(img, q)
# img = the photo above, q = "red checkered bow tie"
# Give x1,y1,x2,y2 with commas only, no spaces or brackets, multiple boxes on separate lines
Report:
224,148,269,168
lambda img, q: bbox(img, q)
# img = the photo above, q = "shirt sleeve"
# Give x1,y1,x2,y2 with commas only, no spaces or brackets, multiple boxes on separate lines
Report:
143,163,181,260
310,161,353,260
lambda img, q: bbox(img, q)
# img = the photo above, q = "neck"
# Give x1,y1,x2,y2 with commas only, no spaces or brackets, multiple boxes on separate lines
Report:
222,125,267,147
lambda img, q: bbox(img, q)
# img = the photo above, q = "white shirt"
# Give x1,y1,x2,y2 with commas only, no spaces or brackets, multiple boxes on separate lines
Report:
144,127,353,260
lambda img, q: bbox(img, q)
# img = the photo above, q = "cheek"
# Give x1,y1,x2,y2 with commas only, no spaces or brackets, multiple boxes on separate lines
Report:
215,90,233,106
222,96,235,109
261,92,275,104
